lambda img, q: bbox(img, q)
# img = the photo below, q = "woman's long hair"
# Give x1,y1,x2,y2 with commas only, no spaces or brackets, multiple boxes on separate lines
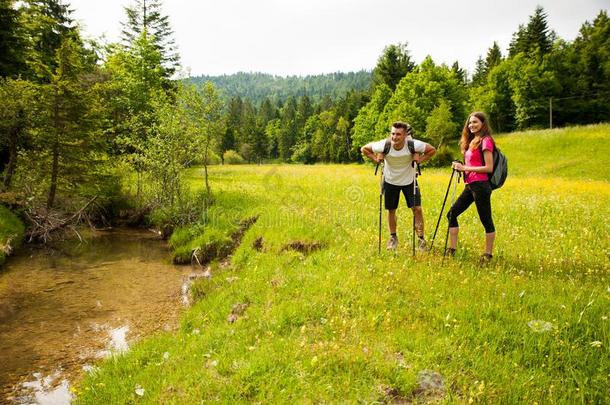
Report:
460,111,492,153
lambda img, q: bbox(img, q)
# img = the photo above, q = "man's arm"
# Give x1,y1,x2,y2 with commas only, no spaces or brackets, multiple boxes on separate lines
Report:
361,143,384,164
413,143,436,164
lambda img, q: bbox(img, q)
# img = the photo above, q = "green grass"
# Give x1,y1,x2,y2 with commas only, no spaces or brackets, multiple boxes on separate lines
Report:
75,125,610,403
497,123,610,182
0,204,24,266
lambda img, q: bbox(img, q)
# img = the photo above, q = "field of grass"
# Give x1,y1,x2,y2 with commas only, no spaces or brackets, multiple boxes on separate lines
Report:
0,204,24,266
76,125,609,403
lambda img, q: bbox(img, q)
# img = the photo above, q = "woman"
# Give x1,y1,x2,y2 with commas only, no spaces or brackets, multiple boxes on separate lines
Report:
446,112,496,264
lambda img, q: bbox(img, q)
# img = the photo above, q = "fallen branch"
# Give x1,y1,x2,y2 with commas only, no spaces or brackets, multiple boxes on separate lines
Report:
26,196,99,243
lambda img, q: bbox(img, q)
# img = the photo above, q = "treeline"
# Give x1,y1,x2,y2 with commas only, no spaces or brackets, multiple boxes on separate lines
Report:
0,0,223,237
216,7,609,165
189,71,372,104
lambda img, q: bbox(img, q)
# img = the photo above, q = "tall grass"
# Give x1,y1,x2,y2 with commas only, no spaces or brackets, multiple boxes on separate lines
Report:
75,125,609,403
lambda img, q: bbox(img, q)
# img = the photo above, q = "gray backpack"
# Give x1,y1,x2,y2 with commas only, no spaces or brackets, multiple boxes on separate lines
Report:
383,138,416,155
480,137,508,190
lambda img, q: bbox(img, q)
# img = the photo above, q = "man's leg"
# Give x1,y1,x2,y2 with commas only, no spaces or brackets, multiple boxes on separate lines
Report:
388,209,397,234
387,209,398,250
412,206,424,239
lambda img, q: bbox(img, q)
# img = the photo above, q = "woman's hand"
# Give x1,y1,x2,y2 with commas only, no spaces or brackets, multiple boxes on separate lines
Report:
452,161,465,172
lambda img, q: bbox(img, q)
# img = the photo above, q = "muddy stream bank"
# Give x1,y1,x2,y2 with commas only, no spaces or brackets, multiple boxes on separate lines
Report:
0,228,197,404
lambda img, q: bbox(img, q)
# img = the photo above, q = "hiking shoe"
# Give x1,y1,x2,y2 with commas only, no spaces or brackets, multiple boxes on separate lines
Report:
417,237,427,252
444,247,456,257
387,235,398,250
479,253,493,265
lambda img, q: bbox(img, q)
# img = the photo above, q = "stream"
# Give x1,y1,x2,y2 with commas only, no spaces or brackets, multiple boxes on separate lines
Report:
0,228,196,404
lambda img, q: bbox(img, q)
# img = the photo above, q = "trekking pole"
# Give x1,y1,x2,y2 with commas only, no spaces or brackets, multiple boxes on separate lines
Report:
429,168,456,251
442,168,461,262
378,161,384,254
412,162,419,257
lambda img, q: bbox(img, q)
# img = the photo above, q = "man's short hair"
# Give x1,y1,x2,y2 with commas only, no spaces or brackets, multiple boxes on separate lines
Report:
392,121,413,137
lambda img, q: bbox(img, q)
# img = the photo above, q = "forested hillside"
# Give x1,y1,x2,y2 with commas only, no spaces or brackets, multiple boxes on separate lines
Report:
196,7,609,166
188,71,372,104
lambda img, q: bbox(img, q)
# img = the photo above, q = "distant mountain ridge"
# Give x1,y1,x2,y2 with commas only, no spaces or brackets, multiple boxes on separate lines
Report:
188,71,372,103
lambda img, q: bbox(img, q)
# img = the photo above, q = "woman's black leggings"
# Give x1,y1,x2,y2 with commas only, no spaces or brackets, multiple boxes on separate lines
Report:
447,181,495,233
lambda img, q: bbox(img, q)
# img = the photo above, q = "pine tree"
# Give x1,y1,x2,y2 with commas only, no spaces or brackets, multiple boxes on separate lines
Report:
258,97,278,126
485,42,503,73
526,6,553,56
373,42,415,91
278,97,298,161
569,10,610,123
509,24,528,57
296,95,313,131
0,78,36,190
36,38,103,208
21,0,80,81
509,7,553,58
220,97,243,158
471,56,486,85
121,0,179,77
0,0,27,78
239,100,258,162
451,61,467,85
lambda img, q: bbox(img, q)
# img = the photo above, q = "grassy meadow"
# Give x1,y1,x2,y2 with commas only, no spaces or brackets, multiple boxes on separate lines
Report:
76,124,609,403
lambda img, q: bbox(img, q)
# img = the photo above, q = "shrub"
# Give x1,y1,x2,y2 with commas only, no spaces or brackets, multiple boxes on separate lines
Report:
148,190,209,238
291,142,315,164
190,151,221,166
223,150,246,165
426,145,456,168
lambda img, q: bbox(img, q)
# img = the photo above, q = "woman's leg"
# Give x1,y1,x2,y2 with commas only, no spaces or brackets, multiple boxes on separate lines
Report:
485,232,495,255
446,187,474,250
471,182,495,255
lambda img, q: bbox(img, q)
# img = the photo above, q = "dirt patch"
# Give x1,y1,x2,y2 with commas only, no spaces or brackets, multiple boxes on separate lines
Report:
378,370,446,404
227,302,249,323
252,236,264,251
281,240,324,254
188,216,259,266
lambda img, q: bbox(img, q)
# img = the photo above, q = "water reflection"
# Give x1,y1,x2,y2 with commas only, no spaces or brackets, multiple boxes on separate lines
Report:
0,229,195,403
19,372,73,405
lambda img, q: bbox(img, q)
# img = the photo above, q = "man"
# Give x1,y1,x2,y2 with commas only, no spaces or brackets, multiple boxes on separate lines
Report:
361,121,436,250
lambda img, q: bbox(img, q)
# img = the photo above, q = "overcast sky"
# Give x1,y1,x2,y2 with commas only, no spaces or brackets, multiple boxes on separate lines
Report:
68,0,608,77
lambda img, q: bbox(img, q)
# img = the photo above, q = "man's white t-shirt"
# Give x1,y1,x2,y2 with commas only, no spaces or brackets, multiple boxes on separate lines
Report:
371,139,426,186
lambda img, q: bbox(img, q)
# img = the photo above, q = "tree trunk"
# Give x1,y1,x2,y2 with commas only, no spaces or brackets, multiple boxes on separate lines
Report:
47,88,61,209
203,132,211,196
47,139,60,209
2,126,20,192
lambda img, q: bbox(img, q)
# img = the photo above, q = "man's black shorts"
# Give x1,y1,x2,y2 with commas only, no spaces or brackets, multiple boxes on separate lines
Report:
384,181,421,210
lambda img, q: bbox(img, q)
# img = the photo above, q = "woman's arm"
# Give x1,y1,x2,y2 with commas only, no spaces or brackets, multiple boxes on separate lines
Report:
452,149,493,173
